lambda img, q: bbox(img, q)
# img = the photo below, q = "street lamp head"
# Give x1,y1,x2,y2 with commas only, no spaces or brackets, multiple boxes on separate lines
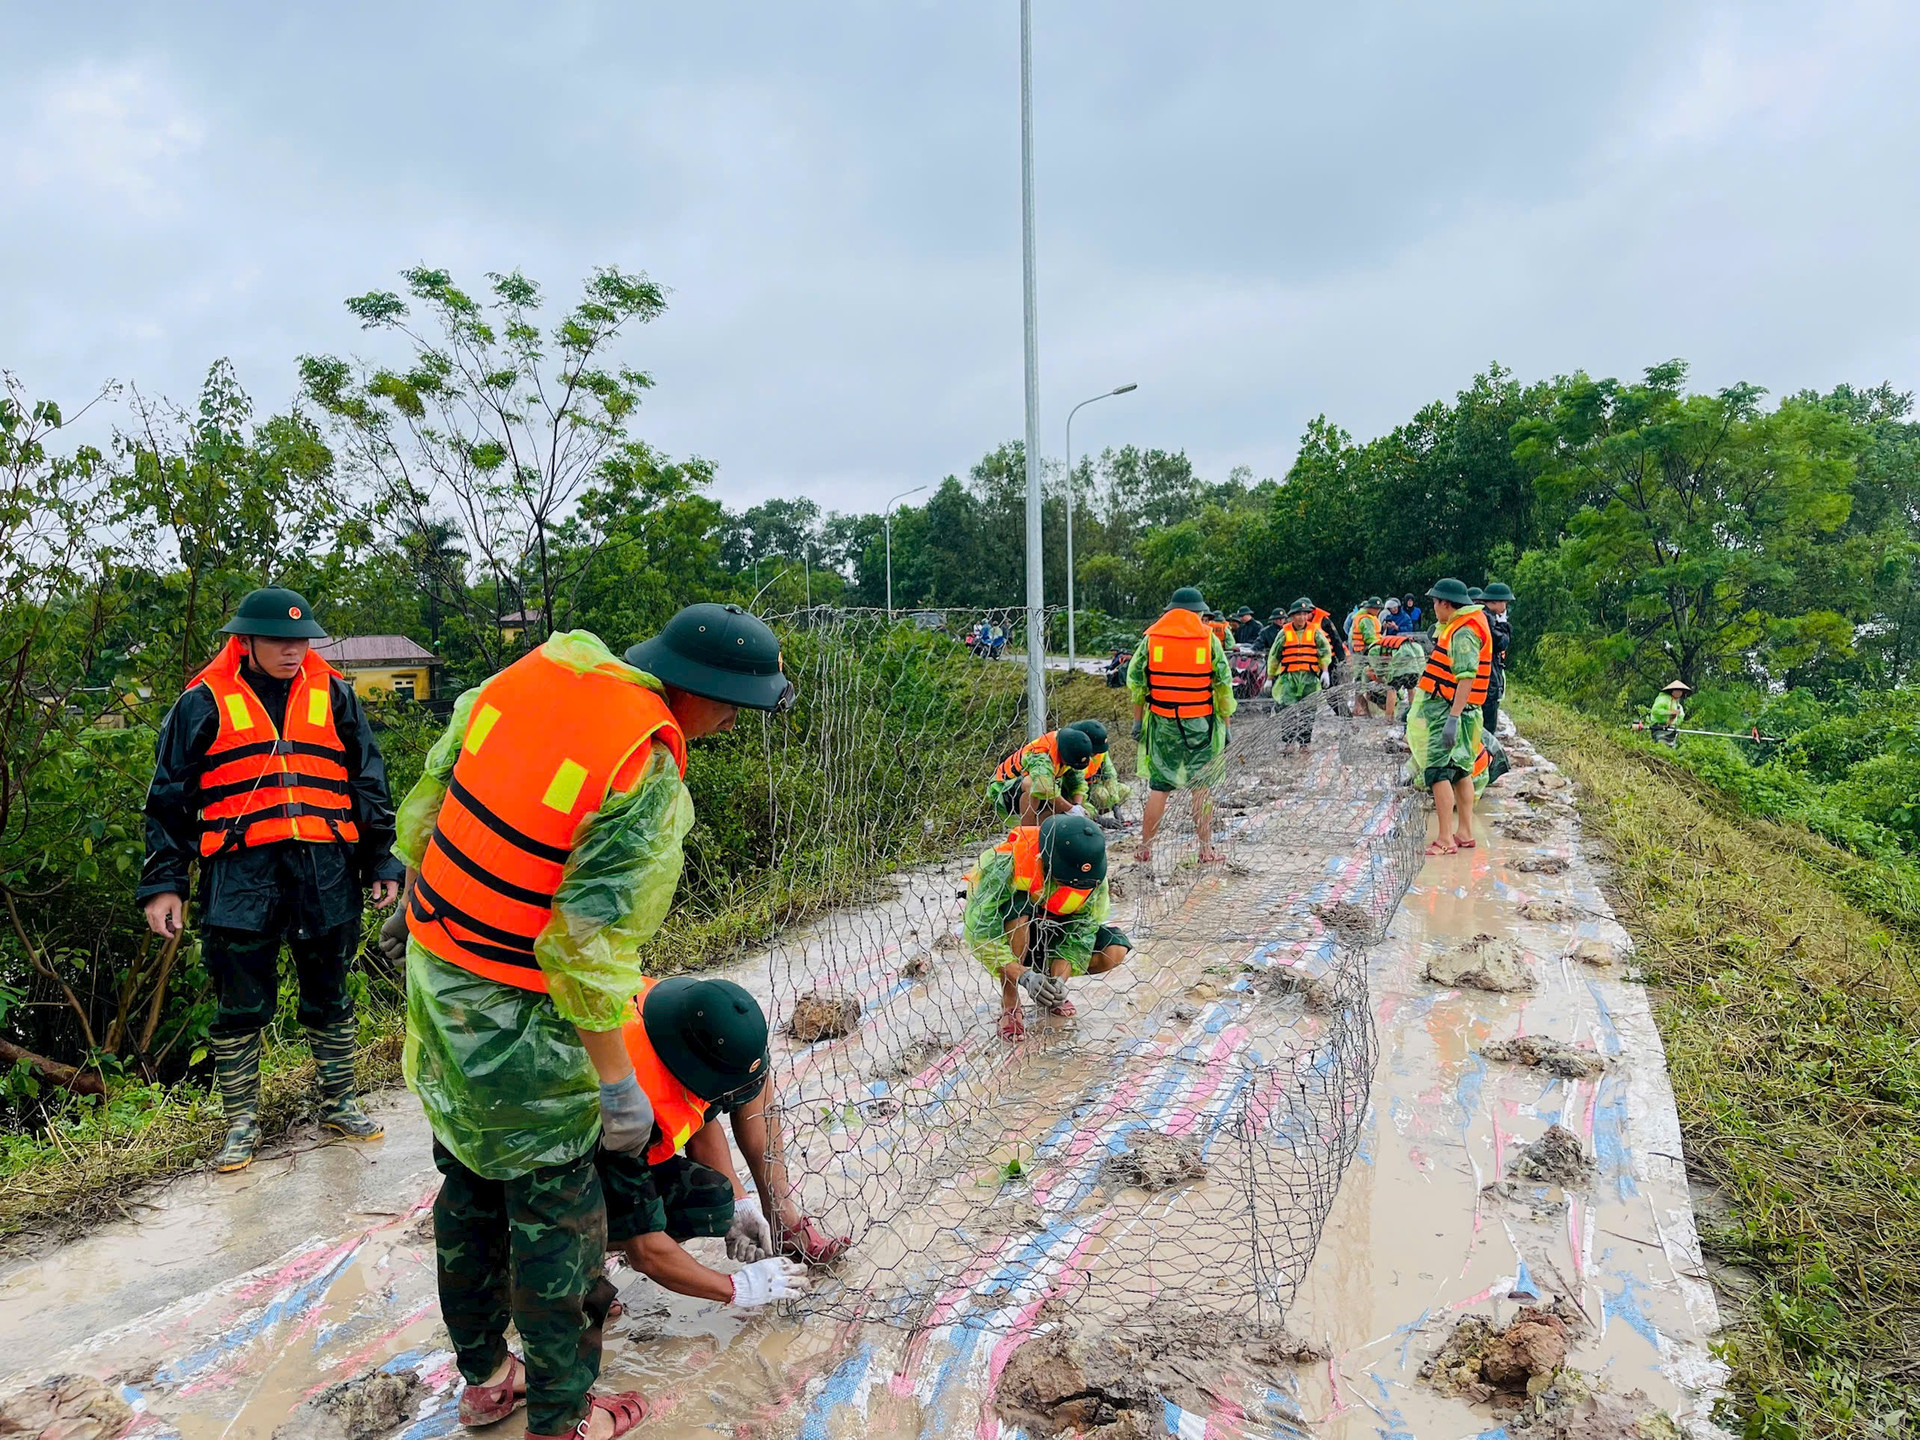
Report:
1112,383,1139,395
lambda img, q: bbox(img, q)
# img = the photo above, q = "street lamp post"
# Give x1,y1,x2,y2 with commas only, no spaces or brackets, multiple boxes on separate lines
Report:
883,484,927,620
1064,382,1138,670
1019,0,1046,739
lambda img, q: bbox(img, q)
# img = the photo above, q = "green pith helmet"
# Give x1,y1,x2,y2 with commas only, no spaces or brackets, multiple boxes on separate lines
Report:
1067,718,1109,754
1468,586,1485,602
1268,608,1284,620
1236,607,1253,619
1427,577,1472,605
1038,813,1107,888
626,603,794,711
221,587,328,639
1362,596,1382,609
1053,725,1095,769
643,976,770,1102
1288,596,1313,616
1482,582,1515,601
1169,586,1206,612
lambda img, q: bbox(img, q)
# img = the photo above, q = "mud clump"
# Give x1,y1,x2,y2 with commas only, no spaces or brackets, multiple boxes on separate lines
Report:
0,1375,134,1440
1515,898,1575,923
995,1336,1158,1440
1421,1306,1570,1404
1506,1372,1685,1438
1568,938,1623,968
1104,1129,1207,1190
1484,1035,1608,1080
1510,1124,1594,1186
1499,817,1554,843
1311,899,1377,941
1515,855,1571,875
271,1368,424,1440
1261,962,1337,1013
788,990,862,1043
1426,935,1536,993
873,1034,950,1082
897,950,930,978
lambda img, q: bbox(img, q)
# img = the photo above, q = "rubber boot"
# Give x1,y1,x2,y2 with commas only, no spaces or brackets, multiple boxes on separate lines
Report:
209,1030,263,1172
311,1020,384,1141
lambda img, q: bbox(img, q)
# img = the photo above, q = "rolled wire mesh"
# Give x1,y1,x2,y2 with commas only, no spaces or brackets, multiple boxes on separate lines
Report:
742,611,1420,1332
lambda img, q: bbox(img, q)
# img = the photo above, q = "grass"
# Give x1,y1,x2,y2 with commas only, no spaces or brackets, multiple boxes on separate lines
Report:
1510,690,1920,1439
0,666,1143,1244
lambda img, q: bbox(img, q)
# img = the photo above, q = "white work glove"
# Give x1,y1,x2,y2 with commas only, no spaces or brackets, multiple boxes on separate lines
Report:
1440,714,1461,750
1068,804,1086,817
1018,969,1068,1008
730,1257,811,1308
725,1197,774,1261
597,1074,655,1156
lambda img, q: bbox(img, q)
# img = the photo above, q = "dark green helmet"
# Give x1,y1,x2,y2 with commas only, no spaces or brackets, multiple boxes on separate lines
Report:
1362,596,1383,609
1482,581,1515,601
1066,718,1109,754
642,976,770,1103
220,587,328,639
1038,813,1107,888
1426,577,1472,605
1288,596,1314,615
1169,586,1206,612
626,603,794,712
1467,586,1485,601
1053,725,1095,769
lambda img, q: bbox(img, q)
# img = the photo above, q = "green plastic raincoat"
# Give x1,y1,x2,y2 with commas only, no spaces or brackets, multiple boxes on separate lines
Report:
962,841,1113,978
1126,636,1237,791
1404,613,1484,787
395,631,695,1180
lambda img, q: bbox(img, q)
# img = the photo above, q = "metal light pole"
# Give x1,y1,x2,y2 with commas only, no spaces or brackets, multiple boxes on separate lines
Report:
1019,0,1046,739
1064,382,1138,670
883,484,926,620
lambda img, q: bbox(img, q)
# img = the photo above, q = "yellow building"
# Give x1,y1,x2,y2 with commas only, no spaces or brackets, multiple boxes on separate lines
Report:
312,635,441,701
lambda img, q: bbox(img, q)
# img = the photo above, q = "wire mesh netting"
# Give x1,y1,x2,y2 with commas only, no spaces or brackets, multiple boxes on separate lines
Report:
739,610,1423,1333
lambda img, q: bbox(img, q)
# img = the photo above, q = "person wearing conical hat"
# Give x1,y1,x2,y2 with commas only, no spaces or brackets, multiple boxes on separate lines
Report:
1648,680,1691,744
138,588,405,1173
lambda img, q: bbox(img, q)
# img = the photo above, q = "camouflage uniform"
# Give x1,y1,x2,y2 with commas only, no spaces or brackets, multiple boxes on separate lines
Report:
431,1142,608,1437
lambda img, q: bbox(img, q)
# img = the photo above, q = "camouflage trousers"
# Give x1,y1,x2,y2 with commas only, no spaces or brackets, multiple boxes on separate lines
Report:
432,1141,608,1436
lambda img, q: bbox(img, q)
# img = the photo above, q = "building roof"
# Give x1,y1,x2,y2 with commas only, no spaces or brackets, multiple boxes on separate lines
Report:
314,635,440,667
499,608,545,625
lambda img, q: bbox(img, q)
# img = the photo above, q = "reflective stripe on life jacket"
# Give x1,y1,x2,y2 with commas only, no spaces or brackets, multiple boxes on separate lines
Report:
1275,624,1322,674
1350,613,1381,652
191,636,359,857
994,730,1072,785
408,643,689,992
1417,607,1493,706
1142,609,1217,719
998,827,1094,917
622,978,715,1166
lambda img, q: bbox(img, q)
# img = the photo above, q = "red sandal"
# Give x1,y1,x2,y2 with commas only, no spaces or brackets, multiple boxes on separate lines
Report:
457,1354,525,1427
1047,998,1077,1018
776,1213,852,1265
526,1390,649,1440
999,1008,1027,1041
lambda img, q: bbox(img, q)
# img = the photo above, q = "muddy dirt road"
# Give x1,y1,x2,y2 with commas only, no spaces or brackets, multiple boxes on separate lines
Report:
0,724,1721,1438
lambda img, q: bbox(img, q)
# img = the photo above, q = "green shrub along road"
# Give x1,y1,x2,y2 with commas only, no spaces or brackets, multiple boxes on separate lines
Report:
1515,692,1920,1440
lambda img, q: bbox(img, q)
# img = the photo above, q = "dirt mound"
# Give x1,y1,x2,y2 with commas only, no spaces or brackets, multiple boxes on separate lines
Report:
1510,1124,1594,1185
1499,817,1554,843
1311,898,1377,941
1112,1302,1329,1369
1483,1035,1607,1079
1567,938,1623,967
994,1336,1158,1439
1261,962,1337,1013
788,991,862,1043
1514,855,1570,875
873,1034,950,1082
0,1375,134,1440
271,1368,424,1440
1505,1370,1686,1438
1426,935,1536,992
1515,898,1575,923
1104,1129,1207,1189
1421,1305,1571,1404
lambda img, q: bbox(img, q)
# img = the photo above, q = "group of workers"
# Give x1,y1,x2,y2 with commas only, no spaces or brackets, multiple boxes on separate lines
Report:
142,589,847,1440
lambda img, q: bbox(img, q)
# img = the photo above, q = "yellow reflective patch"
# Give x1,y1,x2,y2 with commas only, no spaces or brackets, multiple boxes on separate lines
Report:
541,758,589,813
223,693,254,731
1052,887,1088,915
673,1122,694,1150
1193,645,1207,663
306,688,329,727
464,703,501,755
1151,644,1163,662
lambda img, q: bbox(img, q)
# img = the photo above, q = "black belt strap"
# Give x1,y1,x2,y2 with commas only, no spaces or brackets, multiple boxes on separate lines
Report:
447,773,571,865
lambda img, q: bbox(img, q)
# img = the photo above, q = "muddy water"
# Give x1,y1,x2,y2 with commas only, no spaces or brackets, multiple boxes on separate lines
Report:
0,722,1718,1439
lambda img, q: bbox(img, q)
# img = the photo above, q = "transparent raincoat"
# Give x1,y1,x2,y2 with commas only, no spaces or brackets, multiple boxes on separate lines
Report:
1126,635,1236,791
962,842,1112,978
395,631,695,1180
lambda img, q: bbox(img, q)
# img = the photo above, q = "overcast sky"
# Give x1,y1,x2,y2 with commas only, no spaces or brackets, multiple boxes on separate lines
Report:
5,1,1919,512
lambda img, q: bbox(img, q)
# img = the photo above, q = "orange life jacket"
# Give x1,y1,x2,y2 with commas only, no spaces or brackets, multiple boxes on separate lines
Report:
994,730,1077,785
1207,619,1234,648
621,978,720,1166
1471,739,1491,780
1142,609,1217,719
191,637,359,858
1275,623,1323,674
1084,750,1107,781
407,645,688,991
1418,607,1494,706
1350,612,1381,652
999,826,1094,916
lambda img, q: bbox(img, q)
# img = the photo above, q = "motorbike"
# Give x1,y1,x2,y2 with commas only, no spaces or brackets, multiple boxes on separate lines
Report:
1229,644,1268,700
1105,650,1132,688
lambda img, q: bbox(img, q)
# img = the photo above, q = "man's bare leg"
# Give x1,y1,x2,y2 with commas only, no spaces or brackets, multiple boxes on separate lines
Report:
1086,944,1130,975
1195,786,1222,863
1431,780,1457,854
1452,776,1476,846
1138,790,1169,861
